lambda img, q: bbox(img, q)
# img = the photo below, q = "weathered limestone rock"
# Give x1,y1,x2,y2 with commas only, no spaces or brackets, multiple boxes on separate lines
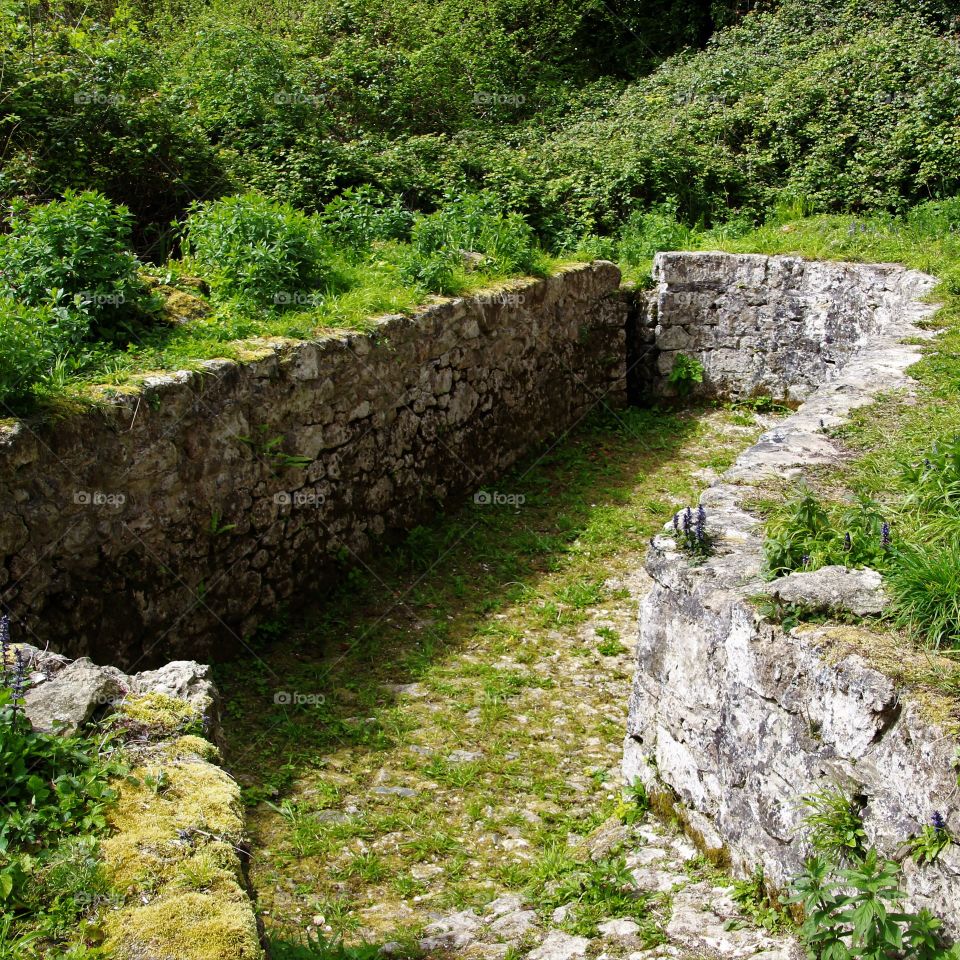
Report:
624,254,960,934
23,657,125,734
526,931,591,960
420,909,484,951
763,565,888,617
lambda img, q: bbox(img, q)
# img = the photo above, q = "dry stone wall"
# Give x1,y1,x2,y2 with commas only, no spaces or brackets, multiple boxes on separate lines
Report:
649,251,934,402
625,254,960,932
0,263,626,668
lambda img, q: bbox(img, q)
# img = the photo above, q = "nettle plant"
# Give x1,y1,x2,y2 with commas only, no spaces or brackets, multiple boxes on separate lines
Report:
667,352,704,396
788,786,959,960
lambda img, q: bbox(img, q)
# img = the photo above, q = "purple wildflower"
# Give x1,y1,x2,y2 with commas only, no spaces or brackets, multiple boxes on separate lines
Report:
673,512,680,536
932,810,947,833
695,505,707,543
881,522,891,550
9,648,26,718
682,507,693,537
0,614,8,677
801,554,810,568
844,532,852,552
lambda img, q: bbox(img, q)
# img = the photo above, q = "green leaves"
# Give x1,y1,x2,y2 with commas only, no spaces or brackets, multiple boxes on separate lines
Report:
667,354,705,397
183,192,337,309
790,792,956,960
0,189,158,407
800,788,868,866
403,192,544,294
788,849,954,960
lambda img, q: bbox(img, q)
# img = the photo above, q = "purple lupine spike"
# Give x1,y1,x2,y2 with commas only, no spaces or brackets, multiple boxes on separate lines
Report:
673,512,680,536
881,522,891,550
695,505,707,543
682,507,692,536
931,810,947,832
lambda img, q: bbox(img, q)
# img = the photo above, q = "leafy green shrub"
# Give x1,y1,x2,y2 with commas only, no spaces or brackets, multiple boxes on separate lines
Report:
0,299,86,408
618,201,697,267
182,193,335,308
0,22,223,253
790,788,959,960
788,851,958,960
0,685,118,891
0,191,152,339
320,187,413,256
404,194,543,293
0,627,122,953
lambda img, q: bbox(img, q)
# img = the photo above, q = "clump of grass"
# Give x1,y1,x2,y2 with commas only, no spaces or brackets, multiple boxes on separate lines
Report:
887,541,960,649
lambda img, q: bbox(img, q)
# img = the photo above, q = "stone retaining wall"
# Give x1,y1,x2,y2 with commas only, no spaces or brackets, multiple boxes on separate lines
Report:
0,263,626,668
624,254,960,933
649,251,933,402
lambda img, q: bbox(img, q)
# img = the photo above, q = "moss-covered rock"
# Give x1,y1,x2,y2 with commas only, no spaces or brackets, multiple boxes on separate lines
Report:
101,753,263,959
115,691,203,739
104,889,263,960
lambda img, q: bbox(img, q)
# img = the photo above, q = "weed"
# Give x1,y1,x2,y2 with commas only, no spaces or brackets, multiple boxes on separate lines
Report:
798,787,867,865
667,353,705,397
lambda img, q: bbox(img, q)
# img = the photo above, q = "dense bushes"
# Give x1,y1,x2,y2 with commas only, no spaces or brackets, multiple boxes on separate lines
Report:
0,301,84,408
0,17,223,255
0,191,151,331
0,191,156,407
182,193,335,308
403,193,545,292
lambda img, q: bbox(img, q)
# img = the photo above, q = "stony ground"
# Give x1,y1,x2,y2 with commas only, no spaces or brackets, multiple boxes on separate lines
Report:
216,405,800,960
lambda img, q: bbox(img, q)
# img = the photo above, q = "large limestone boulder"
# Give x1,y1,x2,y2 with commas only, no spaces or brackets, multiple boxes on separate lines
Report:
23,657,126,734
762,564,888,617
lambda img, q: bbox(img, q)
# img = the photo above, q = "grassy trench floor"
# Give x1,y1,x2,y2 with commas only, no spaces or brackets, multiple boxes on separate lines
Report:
215,404,765,954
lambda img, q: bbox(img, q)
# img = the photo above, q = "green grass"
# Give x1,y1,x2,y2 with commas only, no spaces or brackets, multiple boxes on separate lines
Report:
14,250,584,416
214,403,761,945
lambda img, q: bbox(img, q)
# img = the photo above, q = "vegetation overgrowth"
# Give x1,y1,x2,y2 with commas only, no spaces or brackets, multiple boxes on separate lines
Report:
3,0,960,409
5,0,960,954
0,620,125,959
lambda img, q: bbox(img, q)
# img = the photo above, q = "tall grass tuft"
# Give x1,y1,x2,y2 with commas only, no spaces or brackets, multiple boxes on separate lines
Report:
887,540,960,650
